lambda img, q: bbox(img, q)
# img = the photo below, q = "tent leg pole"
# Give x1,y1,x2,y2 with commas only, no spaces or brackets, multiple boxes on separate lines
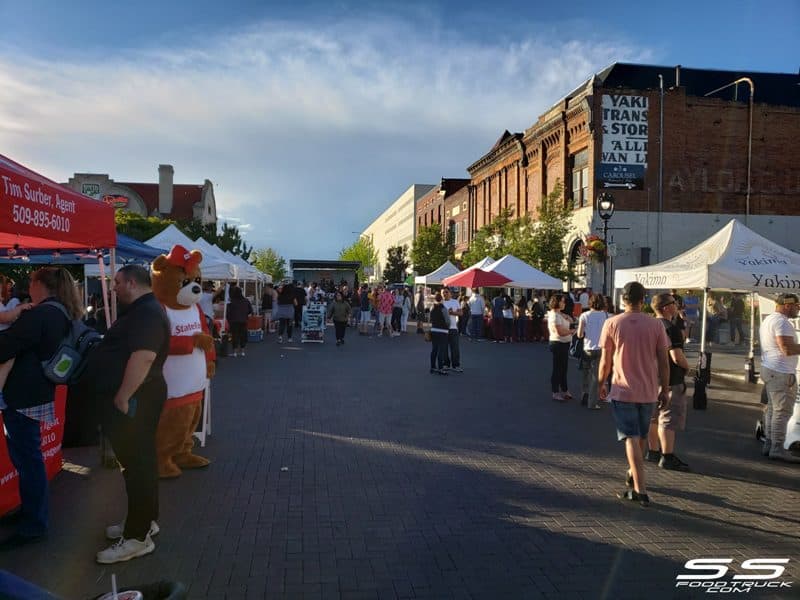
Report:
110,248,117,323
700,288,708,354
745,292,757,384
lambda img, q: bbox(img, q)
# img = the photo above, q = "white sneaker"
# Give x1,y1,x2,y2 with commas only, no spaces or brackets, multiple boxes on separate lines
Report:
240,350,246,356
232,351,238,357
105,520,159,540
96,535,155,564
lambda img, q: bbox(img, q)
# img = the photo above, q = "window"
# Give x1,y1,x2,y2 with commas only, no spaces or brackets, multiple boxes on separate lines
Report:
570,149,590,209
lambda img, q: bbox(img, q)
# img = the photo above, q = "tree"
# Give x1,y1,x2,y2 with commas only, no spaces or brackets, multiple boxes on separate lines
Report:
250,247,288,281
115,210,174,242
527,182,573,281
411,224,454,276
216,222,252,260
339,236,378,282
177,219,218,245
384,244,410,283
461,182,573,281
461,208,515,266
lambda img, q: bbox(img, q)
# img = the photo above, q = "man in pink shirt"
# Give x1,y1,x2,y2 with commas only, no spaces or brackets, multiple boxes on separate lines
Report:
599,281,670,507
377,286,395,337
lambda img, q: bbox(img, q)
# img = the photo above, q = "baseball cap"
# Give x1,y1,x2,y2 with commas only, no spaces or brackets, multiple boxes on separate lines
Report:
775,293,799,305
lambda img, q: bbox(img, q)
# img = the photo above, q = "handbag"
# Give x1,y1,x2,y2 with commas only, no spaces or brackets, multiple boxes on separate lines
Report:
568,335,584,359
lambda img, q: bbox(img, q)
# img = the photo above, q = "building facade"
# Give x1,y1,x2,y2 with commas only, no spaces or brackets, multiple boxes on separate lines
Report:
363,184,435,282
463,63,800,291
414,178,471,259
66,164,218,225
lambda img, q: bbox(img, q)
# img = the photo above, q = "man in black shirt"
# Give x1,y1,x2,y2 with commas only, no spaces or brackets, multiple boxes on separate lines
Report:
89,265,171,564
293,281,307,329
646,294,691,472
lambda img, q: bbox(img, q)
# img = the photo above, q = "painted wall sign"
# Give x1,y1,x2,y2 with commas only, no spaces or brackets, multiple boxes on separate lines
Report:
599,94,648,190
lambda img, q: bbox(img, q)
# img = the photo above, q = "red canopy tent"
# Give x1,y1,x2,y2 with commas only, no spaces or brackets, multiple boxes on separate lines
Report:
442,267,511,288
0,153,116,250
0,153,116,516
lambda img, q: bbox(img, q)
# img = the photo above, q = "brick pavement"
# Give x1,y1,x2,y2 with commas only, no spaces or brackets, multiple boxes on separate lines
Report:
1,328,798,599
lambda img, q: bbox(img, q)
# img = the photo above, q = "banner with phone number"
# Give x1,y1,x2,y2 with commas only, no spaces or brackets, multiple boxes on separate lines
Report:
0,154,116,249
0,387,66,517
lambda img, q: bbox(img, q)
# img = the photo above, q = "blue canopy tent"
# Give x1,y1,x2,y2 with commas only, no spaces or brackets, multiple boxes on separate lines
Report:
0,234,165,265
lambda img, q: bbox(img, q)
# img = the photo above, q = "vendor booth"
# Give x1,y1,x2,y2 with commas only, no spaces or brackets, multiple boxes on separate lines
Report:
483,254,563,290
414,260,460,286
614,218,800,404
0,153,116,516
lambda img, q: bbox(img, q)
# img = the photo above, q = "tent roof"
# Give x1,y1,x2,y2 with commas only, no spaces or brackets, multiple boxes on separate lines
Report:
143,225,237,279
484,255,563,289
465,256,495,270
614,219,800,293
414,260,460,285
193,238,271,283
0,153,116,250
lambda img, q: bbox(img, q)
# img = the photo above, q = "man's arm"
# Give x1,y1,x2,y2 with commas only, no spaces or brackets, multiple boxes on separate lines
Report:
113,350,157,414
776,335,800,357
670,347,690,371
598,347,612,400
656,343,671,406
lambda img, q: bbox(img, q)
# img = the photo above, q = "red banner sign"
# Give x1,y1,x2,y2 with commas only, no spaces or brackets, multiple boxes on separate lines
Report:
0,388,67,517
0,154,116,250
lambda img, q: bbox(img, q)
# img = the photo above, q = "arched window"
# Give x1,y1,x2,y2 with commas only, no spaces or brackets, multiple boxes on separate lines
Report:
568,239,586,288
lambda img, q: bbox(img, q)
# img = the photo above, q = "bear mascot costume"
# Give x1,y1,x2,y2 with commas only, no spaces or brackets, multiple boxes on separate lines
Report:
151,244,216,478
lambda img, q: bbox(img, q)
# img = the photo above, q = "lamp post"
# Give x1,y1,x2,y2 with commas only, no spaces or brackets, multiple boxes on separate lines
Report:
597,193,615,295
704,77,754,226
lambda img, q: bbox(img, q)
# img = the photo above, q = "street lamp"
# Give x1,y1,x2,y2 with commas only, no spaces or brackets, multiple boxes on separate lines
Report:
704,77,754,226
597,193,615,295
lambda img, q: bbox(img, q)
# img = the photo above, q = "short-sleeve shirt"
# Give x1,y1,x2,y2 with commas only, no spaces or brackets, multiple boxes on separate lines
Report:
658,317,686,385
85,292,170,401
760,312,798,374
599,311,670,404
442,298,460,329
359,291,370,311
547,310,572,343
491,296,505,318
378,292,394,314
578,310,609,350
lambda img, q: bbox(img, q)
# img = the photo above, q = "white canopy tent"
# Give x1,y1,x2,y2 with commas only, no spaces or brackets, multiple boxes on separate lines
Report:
192,237,269,283
483,254,563,290
414,260,461,285
465,256,495,270
614,218,800,356
84,226,238,280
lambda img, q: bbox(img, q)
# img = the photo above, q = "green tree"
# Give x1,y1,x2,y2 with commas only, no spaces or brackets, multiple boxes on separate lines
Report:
339,236,378,281
177,219,218,244
527,182,573,280
411,224,454,276
384,244,410,283
461,208,515,266
216,222,252,260
250,247,287,281
115,210,174,242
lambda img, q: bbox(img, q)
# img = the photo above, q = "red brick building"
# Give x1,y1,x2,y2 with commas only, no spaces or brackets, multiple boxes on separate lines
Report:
66,164,217,225
414,178,470,258
463,63,800,290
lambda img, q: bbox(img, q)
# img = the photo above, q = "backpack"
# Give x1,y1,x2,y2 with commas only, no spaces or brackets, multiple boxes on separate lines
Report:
40,301,103,385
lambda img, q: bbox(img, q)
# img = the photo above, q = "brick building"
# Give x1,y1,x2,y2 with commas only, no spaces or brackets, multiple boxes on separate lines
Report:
414,178,471,259
463,63,800,291
66,164,217,225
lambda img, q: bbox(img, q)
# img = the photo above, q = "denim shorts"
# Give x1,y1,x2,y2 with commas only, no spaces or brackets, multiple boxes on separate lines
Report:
611,400,655,441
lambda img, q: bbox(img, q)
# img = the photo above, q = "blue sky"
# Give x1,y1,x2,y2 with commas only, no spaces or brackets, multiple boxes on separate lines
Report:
1,0,797,260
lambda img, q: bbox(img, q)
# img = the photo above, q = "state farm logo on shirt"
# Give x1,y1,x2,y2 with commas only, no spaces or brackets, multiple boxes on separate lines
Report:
174,321,202,335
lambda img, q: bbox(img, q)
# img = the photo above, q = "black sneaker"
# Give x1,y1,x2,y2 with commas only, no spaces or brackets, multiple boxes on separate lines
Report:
580,393,588,406
659,454,691,472
617,489,649,507
645,449,661,463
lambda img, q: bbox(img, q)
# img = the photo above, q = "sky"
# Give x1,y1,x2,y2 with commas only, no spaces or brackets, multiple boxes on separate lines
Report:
0,0,798,260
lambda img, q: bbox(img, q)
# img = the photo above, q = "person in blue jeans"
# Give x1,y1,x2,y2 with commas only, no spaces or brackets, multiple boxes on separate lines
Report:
0,267,82,550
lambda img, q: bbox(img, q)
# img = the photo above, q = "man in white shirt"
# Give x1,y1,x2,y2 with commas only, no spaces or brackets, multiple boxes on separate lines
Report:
759,293,800,462
468,289,485,340
579,288,591,313
441,288,462,372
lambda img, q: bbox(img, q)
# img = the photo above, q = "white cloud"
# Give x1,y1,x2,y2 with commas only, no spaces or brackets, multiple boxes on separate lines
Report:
0,15,652,258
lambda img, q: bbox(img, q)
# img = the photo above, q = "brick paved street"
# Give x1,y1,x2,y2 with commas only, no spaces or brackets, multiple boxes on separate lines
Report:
2,328,799,599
